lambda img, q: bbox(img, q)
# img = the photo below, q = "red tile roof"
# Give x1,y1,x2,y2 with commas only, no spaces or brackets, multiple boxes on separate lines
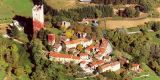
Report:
49,52,80,60
110,61,120,66
89,60,105,67
79,53,88,57
99,61,120,70
99,63,111,70
97,48,105,54
86,45,95,51
48,34,55,42
64,38,88,45
132,64,139,67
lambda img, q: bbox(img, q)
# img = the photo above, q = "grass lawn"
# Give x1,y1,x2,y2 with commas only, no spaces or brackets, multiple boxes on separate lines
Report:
0,0,33,23
133,63,160,80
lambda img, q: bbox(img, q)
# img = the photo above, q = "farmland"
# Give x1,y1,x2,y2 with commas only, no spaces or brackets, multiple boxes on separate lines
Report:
105,18,160,29
0,0,33,23
44,0,78,10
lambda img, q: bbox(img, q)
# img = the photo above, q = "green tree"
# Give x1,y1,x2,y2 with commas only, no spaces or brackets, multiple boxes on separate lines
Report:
65,29,74,39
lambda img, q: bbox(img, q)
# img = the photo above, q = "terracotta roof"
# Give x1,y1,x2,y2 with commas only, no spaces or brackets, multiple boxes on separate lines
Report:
64,38,88,45
49,52,80,60
99,61,120,70
89,60,105,67
81,61,87,64
79,53,88,57
48,34,55,42
97,48,105,54
110,61,120,66
86,45,95,51
99,63,111,70
132,64,139,67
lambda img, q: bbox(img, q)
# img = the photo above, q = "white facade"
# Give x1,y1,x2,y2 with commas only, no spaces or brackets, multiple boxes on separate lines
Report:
54,45,62,52
99,62,120,73
105,42,113,54
65,39,93,49
110,62,120,71
61,21,71,29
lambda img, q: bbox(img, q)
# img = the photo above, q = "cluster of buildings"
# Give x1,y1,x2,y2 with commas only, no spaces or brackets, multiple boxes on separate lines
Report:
47,31,121,74
31,4,141,75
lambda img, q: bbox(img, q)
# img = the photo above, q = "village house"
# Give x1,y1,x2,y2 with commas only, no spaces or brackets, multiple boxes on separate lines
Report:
100,38,113,55
76,31,87,38
48,34,56,45
64,38,93,50
103,55,111,62
131,64,140,71
80,61,88,68
49,52,81,64
61,21,71,29
79,53,89,60
85,45,98,54
98,61,120,73
89,60,105,70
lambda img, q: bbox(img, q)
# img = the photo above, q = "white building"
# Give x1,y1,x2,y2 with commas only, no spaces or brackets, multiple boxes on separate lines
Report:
64,38,93,49
98,61,120,73
61,21,71,29
49,52,81,64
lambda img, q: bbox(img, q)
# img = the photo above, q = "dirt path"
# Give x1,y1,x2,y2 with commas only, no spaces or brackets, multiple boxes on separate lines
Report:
106,18,160,29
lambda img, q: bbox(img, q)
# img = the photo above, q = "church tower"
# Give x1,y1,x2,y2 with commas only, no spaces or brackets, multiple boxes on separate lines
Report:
32,5,44,33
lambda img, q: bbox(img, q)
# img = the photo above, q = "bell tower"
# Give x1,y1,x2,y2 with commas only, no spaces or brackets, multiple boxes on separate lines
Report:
32,5,44,33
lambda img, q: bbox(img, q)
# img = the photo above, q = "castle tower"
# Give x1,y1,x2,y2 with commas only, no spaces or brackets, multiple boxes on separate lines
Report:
32,5,44,32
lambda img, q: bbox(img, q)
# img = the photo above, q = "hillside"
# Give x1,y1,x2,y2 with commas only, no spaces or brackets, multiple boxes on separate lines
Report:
44,0,77,10
0,0,33,23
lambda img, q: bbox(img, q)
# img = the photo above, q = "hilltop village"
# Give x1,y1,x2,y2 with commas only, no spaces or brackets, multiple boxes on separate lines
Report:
31,4,141,75
0,0,160,80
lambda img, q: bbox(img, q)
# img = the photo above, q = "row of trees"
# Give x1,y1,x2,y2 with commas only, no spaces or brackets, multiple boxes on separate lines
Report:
92,0,155,12
51,5,113,22
119,7,140,17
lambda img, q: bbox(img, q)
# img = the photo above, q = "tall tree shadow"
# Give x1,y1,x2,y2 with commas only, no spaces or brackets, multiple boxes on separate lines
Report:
13,15,33,41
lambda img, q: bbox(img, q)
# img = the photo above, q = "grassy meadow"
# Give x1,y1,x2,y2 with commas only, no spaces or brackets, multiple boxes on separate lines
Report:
0,0,33,23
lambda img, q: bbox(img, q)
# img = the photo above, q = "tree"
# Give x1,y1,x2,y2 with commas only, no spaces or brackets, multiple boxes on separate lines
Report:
123,7,136,18
65,29,74,39
30,39,45,65
139,0,154,12
135,8,140,17
10,26,19,37
95,9,102,18
76,44,83,51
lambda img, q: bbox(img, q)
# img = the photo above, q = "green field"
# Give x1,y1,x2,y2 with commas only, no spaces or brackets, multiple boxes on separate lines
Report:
133,63,160,80
44,0,78,10
0,0,33,23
